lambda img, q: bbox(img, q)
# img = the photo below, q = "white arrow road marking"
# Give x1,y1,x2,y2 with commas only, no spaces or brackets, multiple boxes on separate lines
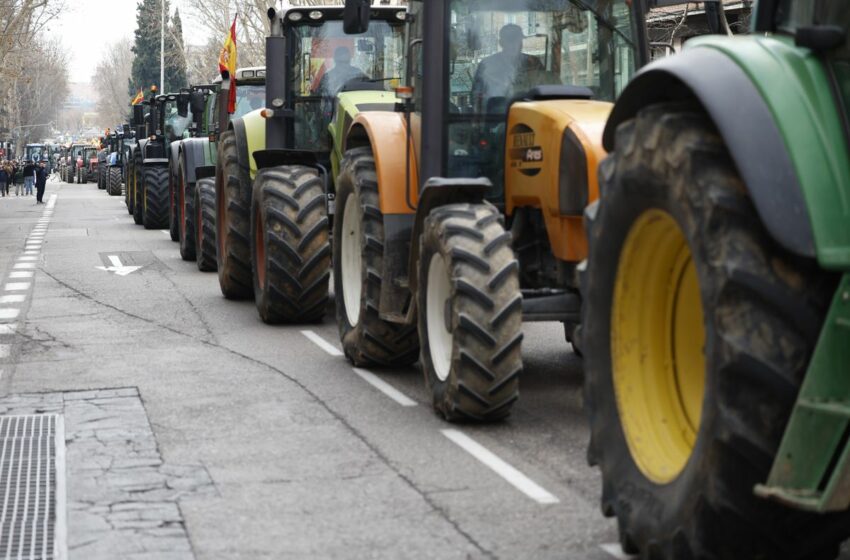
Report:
600,544,636,559
95,255,142,276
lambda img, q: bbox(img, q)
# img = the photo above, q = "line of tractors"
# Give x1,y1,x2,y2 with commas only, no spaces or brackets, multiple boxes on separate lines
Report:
89,1,850,557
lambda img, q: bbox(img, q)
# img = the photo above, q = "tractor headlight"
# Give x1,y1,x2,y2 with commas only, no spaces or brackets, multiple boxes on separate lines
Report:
288,12,302,22
308,10,323,20
559,128,589,216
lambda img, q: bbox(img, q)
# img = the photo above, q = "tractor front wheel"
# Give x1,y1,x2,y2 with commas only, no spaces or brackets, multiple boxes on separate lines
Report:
583,103,849,559
142,166,169,230
332,147,419,367
178,157,196,261
215,130,253,299
251,165,330,324
107,167,122,196
168,161,180,242
417,203,522,421
195,178,217,272
132,157,143,225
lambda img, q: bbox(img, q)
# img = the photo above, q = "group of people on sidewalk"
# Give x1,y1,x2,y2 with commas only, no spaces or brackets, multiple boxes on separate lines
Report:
0,160,48,203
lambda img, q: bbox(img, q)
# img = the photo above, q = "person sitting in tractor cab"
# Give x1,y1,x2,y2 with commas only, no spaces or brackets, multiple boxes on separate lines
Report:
471,24,546,111
312,46,369,98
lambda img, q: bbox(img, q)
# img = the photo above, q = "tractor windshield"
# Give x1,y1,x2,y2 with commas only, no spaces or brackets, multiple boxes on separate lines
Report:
288,18,406,151
162,101,192,142
234,85,266,120
444,0,636,185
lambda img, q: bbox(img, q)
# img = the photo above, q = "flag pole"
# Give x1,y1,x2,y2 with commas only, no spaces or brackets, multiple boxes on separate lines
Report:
160,0,165,91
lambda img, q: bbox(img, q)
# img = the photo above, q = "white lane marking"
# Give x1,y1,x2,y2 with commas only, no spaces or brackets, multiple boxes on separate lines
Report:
600,544,635,559
0,295,25,304
24,251,38,256
17,256,37,262
300,330,344,357
0,345,9,359
352,368,417,407
0,309,20,321
95,255,141,276
5,284,30,292
9,272,33,279
441,429,560,505
161,230,170,236
13,263,35,270
0,324,17,335
54,415,68,560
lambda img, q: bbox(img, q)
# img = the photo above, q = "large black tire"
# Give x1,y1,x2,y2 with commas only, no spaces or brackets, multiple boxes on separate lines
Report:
195,178,217,272
333,147,419,367
250,165,330,324
168,160,179,242
142,166,169,230
127,155,136,215
583,103,848,559
98,166,106,190
215,130,253,299
178,156,196,261
107,167,122,196
417,202,522,421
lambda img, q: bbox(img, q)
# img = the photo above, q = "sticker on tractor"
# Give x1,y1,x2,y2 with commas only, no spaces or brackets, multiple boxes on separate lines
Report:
509,124,543,177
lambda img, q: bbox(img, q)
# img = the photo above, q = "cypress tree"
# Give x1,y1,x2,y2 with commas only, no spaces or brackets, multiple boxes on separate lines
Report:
166,8,188,92
129,0,186,96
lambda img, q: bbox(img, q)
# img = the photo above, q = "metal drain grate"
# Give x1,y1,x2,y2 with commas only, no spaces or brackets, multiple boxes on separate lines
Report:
0,415,64,560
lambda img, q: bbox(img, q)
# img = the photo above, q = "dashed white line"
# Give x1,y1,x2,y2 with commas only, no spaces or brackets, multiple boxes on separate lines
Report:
9,272,33,279
300,330,344,357
0,345,9,359
160,230,171,236
0,324,17,335
4,284,29,292
0,309,20,321
352,368,417,407
23,251,38,256
600,544,635,559
17,256,37,262
441,429,560,505
13,263,35,270
0,295,25,304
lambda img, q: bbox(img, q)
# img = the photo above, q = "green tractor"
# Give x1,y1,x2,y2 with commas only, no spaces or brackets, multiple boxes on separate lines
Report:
582,0,850,556
218,4,405,325
176,68,266,270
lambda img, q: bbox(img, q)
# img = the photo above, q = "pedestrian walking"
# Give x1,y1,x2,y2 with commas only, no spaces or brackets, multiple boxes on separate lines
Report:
35,162,47,204
0,164,8,197
22,161,35,196
12,161,21,196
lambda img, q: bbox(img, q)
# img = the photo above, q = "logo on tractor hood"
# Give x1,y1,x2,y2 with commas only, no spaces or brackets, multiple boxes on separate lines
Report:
509,124,543,177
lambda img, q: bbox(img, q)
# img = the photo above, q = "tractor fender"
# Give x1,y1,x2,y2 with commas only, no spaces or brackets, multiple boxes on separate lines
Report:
230,110,265,182
346,111,418,215
603,46,815,258
179,137,211,185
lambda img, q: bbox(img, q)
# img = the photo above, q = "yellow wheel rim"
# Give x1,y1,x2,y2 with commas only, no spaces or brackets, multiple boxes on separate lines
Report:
612,209,706,484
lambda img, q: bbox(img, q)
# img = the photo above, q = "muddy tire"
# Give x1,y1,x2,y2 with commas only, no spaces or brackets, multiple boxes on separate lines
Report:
142,166,169,230
107,167,122,196
417,203,522,421
583,103,848,559
168,160,180,241
178,156,196,261
195,178,217,272
251,165,330,324
333,147,419,367
215,130,252,298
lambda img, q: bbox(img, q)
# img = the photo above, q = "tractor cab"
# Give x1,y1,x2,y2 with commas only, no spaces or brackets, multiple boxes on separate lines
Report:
24,144,45,164
262,5,406,171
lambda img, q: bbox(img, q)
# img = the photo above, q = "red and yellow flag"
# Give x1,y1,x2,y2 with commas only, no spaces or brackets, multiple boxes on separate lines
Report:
131,88,144,105
218,16,238,113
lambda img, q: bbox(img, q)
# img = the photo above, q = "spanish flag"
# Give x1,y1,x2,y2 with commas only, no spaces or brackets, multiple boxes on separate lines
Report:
218,16,238,114
131,88,144,106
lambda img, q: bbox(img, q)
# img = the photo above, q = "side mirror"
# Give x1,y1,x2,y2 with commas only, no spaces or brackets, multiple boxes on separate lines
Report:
177,91,190,118
343,0,370,34
189,91,206,115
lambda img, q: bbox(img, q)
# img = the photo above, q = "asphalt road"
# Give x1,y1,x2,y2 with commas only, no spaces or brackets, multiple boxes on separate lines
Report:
0,180,843,559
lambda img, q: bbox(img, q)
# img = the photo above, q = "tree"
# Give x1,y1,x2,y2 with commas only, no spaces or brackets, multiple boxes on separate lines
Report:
165,8,188,92
93,38,134,128
129,0,188,96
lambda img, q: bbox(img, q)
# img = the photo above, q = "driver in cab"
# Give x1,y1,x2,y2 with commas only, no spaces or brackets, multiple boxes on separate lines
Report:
312,46,369,98
471,24,546,110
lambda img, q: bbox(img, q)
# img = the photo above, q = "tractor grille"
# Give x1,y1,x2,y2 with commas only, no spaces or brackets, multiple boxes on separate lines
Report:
0,415,61,560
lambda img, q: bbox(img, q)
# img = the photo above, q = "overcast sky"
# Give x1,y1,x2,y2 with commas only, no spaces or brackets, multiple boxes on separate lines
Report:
48,0,207,83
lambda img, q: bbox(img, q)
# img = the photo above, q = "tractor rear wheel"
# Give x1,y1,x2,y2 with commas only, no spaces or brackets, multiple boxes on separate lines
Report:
333,147,419,367
98,167,106,190
142,166,169,230
132,158,143,225
417,203,522,421
107,167,122,196
168,161,179,242
583,103,849,559
178,157,196,261
215,130,253,298
126,157,135,214
195,178,217,272
251,165,330,324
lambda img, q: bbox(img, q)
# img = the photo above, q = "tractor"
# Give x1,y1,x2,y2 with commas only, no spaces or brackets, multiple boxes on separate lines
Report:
76,145,98,184
129,88,192,229
64,143,87,183
167,85,215,244
335,0,645,419
176,68,266,271
580,0,850,557
104,127,131,197
24,143,45,165
96,134,109,190
237,4,406,323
